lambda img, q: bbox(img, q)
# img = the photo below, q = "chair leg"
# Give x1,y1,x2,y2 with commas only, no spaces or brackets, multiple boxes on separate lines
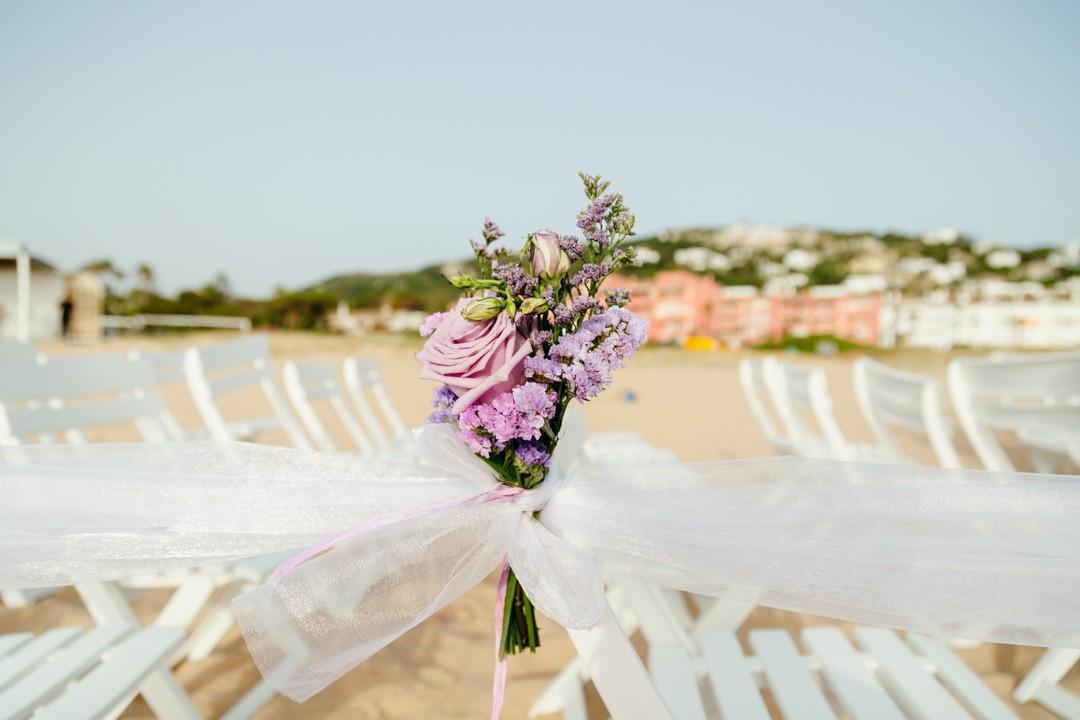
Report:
140,668,203,719
1015,648,1080,702
185,585,245,661
221,679,277,720
156,575,217,628
567,603,673,720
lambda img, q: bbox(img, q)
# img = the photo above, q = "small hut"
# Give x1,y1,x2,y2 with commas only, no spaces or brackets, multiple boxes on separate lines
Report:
0,241,67,342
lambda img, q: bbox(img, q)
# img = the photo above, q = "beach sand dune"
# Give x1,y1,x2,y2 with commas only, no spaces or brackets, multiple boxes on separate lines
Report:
2,333,1075,718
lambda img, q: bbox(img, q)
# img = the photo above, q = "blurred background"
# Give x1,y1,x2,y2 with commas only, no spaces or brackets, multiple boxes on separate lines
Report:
1,1,1079,718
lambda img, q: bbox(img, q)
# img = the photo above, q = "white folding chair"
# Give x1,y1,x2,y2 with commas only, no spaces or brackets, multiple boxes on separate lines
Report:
534,588,1021,720
739,358,794,454
948,351,1080,473
0,624,200,719
128,348,205,441
342,356,408,447
762,357,875,461
282,360,375,454
183,335,313,449
948,351,1080,717
853,357,962,468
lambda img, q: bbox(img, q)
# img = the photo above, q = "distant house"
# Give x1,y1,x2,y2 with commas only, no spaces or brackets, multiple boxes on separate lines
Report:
0,242,66,342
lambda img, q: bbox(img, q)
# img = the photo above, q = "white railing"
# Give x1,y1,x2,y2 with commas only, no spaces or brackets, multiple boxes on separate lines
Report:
102,314,253,332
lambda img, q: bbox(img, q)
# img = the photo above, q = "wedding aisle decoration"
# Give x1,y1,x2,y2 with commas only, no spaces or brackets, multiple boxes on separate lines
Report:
2,175,1080,717
417,172,646,662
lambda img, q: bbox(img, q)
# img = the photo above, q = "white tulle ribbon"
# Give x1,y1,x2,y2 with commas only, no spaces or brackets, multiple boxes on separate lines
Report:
2,428,1080,705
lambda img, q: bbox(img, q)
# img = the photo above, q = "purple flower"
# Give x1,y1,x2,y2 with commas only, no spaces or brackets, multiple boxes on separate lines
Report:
559,235,584,260
570,260,613,289
515,440,551,468
455,381,557,453
552,295,601,325
605,288,630,307
492,261,537,297
420,311,448,338
537,307,648,401
482,217,504,243
427,384,459,424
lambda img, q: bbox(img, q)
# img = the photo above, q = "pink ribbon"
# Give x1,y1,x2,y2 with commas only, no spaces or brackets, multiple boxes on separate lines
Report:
271,483,524,580
270,482,527,719
492,560,512,720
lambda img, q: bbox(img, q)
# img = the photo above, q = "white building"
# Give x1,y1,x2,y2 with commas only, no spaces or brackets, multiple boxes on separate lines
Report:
673,247,731,272
634,246,661,265
0,241,66,342
986,249,1021,269
891,299,1080,350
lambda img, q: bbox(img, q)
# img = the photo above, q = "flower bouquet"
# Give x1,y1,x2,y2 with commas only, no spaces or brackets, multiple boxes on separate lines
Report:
417,172,647,660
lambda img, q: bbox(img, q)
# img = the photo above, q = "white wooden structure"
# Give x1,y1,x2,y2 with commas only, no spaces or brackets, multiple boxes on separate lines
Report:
0,352,276,717
282,360,375,454
948,351,1080,717
738,358,793,454
183,335,313,449
0,242,65,343
853,357,962,468
342,357,408,446
761,357,865,460
0,624,200,719
947,350,1080,473
533,590,1019,720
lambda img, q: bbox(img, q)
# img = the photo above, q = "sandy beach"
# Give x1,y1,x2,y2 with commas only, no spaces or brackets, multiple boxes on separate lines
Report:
2,332,1076,719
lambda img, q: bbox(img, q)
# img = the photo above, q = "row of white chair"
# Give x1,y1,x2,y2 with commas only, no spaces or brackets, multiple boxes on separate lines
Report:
740,350,1080,719
0,335,409,718
741,351,1080,473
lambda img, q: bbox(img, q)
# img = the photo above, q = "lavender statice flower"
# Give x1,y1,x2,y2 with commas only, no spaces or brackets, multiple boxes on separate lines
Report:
552,295,601,325
470,238,489,257
515,440,551,468
492,261,536,297
482,217,504,243
420,311,448,338
524,354,564,383
570,259,613,289
542,307,648,401
605,288,631,307
455,382,557,454
559,234,584,260
427,384,459,424
576,194,615,232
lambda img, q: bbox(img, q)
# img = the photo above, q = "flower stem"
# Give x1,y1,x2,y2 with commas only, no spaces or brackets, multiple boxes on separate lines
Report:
499,567,540,657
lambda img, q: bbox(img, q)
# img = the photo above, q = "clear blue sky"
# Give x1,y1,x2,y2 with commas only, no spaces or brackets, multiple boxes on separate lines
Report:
1,1,1078,295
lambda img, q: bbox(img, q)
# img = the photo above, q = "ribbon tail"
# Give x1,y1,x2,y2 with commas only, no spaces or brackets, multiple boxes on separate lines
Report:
491,560,512,720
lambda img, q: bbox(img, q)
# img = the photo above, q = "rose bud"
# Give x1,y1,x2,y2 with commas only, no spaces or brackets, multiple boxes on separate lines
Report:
461,297,505,321
531,229,571,278
519,297,550,315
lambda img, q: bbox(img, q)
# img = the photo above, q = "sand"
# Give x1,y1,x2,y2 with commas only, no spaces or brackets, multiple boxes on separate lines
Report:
2,332,1077,718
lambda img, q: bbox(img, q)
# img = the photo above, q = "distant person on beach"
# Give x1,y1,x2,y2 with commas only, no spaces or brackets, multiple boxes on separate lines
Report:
61,294,73,337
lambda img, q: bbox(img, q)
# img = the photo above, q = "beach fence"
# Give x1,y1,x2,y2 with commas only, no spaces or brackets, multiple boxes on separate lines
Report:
101,313,252,333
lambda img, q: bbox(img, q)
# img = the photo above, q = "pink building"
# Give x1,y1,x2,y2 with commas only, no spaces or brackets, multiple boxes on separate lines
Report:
606,271,882,346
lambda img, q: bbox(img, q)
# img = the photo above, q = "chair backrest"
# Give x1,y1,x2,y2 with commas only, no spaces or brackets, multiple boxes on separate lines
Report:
0,354,172,445
342,357,408,446
762,357,851,459
126,349,191,440
948,351,1080,471
0,341,41,365
738,359,791,454
853,357,961,468
282,360,375,454
183,335,313,449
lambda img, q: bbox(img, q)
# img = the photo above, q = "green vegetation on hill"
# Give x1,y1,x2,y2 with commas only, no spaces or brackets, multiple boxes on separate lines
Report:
85,225,1077,331
309,264,464,313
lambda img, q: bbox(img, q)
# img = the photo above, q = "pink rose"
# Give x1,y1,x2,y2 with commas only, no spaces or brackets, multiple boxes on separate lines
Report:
418,298,533,414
